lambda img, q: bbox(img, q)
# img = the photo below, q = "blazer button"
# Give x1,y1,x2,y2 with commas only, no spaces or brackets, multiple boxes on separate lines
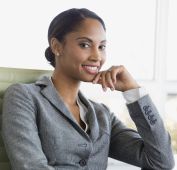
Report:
150,119,157,125
79,159,87,166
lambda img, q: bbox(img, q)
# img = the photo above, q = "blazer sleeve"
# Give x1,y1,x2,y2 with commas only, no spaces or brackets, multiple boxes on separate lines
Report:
2,84,56,170
108,95,175,170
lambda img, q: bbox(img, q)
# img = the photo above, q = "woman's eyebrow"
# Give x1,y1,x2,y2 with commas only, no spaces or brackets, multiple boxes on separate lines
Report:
76,37,106,43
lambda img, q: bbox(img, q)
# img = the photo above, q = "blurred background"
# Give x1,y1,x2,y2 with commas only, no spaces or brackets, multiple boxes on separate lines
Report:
0,0,177,169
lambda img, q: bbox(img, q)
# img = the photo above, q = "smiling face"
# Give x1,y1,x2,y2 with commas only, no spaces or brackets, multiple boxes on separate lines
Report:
53,18,106,82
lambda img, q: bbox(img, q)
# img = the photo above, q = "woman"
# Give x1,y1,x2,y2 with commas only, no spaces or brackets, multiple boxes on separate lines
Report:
2,8,174,170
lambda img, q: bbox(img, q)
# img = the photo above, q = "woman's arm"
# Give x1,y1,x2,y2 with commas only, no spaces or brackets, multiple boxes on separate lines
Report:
108,95,175,169
2,84,56,170
93,65,175,169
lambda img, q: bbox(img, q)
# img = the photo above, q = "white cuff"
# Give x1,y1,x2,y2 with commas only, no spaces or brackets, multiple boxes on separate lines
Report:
122,87,147,104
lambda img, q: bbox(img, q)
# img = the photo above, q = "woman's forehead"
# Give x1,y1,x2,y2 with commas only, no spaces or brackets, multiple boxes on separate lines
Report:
65,19,106,43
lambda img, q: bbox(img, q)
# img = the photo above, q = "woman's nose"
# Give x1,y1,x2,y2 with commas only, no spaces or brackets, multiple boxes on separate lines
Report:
89,49,102,61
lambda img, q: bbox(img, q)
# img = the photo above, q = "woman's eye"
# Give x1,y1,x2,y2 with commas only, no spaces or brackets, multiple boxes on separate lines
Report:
79,43,90,48
99,45,106,50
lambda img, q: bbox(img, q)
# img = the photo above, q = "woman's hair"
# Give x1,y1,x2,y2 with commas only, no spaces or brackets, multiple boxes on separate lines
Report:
45,8,106,67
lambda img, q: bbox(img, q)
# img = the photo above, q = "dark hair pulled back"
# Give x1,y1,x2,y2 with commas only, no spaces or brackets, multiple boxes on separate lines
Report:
45,8,106,67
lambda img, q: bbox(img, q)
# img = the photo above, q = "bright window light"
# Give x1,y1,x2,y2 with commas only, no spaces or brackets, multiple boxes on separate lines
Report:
167,0,177,81
0,0,156,80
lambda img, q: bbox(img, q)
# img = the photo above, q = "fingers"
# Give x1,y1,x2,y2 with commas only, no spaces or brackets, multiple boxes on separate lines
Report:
92,72,102,84
100,71,108,91
92,65,139,92
92,68,116,92
105,71,115,91
110,65,123,84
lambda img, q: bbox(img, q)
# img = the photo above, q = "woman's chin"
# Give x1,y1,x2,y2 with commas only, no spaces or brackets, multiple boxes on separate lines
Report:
81,76,95,83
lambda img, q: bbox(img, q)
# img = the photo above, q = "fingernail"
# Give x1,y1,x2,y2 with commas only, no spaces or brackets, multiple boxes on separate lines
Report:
92,81,96,84
111,87,114,91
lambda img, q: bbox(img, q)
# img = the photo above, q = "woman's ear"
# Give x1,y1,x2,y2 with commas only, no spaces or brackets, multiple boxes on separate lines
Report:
50,37,62,56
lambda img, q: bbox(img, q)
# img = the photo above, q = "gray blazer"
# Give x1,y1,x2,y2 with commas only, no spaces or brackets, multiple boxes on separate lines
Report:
2,76,175,170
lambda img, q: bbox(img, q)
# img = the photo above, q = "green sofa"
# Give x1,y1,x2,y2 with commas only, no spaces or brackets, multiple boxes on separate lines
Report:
0,67,52,170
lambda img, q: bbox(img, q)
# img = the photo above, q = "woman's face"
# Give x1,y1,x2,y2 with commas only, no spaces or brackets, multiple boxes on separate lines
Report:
55,18,106,82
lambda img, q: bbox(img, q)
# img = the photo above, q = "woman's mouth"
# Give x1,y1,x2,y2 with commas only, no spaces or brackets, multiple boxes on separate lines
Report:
82,65,99,75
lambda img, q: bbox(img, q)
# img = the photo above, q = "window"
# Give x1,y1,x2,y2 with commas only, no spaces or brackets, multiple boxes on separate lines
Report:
167,0,177,81
166,0,177,157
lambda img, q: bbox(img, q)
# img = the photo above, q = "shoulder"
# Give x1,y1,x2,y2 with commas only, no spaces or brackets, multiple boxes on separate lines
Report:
4,83,36,97
3,83,39,108
2,83,40,120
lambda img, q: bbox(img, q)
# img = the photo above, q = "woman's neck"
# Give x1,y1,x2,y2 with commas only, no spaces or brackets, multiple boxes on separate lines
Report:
52,71,80,106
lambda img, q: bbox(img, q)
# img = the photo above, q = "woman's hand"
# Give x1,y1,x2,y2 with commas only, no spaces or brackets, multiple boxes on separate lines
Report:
93,65,140,92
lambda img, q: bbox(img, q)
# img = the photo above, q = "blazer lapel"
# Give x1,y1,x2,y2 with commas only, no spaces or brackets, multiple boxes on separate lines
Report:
35,76,75,123
35,76,99,142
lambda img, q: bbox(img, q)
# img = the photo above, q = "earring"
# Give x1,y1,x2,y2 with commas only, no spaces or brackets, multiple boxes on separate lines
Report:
56,52,60,56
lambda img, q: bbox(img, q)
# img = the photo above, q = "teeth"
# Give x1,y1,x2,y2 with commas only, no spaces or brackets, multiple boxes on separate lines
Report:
84,66,98,71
